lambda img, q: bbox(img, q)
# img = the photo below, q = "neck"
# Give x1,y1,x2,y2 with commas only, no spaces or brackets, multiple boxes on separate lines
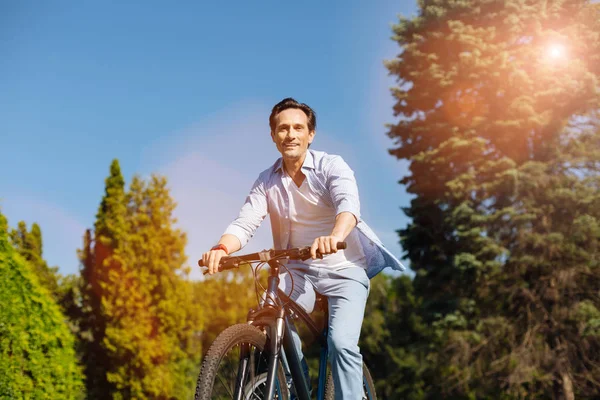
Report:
283,153,306,179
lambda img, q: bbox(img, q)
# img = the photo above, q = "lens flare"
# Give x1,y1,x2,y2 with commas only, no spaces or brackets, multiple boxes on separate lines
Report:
547,43,565,59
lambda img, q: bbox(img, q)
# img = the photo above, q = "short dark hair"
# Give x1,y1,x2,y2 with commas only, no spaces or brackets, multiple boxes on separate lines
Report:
269,97,317,132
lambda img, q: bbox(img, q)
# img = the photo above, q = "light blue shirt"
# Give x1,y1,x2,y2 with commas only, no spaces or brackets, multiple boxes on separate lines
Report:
223,149,406,278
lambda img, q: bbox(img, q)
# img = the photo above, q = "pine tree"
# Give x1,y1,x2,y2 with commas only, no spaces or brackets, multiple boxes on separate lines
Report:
74,161,204,398
359,274,427,399
101,174,201,399
78,159,127,399
387,0,600,397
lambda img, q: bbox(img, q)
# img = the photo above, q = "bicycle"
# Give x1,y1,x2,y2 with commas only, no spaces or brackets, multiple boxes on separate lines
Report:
195,242,377,400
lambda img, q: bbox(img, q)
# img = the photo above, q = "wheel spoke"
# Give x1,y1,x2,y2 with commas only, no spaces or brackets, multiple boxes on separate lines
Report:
195,325,288,400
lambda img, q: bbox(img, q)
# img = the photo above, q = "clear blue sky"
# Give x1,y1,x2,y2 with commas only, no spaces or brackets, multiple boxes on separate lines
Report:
1,1,418,279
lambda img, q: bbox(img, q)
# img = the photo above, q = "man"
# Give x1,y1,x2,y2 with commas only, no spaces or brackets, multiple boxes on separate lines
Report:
202,98,404,399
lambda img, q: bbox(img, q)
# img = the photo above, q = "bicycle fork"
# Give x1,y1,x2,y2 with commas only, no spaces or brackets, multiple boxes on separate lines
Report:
233,344,251,400
231,307,285,400
263,309,286,399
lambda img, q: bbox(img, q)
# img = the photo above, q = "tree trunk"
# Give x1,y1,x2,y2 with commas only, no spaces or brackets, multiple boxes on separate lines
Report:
561,371,575,400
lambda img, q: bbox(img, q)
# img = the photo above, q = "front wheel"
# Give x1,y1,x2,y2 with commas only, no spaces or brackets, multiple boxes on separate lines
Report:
195,324,289,400
324,362,377,400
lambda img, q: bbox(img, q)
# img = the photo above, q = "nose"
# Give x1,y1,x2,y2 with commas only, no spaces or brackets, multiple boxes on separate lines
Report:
286,129,298,140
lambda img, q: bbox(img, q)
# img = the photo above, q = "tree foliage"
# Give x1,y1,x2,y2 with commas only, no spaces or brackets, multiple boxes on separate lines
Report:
0,211,84,399
385,0,600,398
9,221,61,300
76,160,203,399
78,159,126,399
360,274,428,400
104,174,201,399
193,267,258,355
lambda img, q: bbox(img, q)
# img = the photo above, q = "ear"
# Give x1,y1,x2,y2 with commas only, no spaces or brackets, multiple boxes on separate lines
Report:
270,130,276,143
308,130,315,144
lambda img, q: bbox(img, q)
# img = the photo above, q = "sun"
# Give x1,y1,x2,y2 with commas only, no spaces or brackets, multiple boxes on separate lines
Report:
547,43,566,60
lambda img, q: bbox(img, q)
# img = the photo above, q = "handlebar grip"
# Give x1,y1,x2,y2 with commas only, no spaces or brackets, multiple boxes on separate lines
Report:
337,242,347,250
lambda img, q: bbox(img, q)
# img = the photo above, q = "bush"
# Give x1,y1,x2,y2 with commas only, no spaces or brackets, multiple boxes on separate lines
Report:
0,213,84,399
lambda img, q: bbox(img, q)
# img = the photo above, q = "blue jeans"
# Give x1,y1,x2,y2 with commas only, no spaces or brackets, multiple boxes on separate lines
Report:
279,264,370,400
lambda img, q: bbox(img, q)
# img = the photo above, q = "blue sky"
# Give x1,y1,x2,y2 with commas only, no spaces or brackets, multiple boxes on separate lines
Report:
1,1,418,279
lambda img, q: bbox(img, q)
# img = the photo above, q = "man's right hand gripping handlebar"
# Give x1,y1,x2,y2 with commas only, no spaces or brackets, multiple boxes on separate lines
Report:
198,242,347,275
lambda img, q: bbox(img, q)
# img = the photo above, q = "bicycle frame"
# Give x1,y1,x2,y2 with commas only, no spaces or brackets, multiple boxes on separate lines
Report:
235,258,331,400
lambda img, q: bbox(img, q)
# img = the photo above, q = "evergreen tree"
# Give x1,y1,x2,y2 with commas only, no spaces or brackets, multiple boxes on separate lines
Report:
0,210,84,398
101,174,201,399
9,221,61,299
78,159,127,399
386,0,600,398
360,274,428,399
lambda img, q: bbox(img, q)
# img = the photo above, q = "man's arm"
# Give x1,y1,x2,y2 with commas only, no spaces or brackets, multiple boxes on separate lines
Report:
217,234,242,254
310,155,362,259
331,211,358,239
202,233,241,275
310,211,357,259
326,155,361,223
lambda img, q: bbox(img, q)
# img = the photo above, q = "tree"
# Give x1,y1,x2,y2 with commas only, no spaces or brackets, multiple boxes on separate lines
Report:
78,159,127,399
75,160,204,398
193,267,257,355
9,221,61,300
386,0,600,398
100,174,202,399
360,274,428,400
0,210,84,398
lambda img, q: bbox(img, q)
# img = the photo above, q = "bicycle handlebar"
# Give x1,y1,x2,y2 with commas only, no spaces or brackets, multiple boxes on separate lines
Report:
198,242,347,274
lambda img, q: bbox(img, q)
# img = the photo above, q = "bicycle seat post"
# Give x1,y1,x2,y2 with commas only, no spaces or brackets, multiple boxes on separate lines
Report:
263,260,282,309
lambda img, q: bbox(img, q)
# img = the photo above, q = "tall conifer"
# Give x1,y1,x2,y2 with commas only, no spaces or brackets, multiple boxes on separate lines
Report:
387,0,600,397
79,159,127,398
101,175,200,399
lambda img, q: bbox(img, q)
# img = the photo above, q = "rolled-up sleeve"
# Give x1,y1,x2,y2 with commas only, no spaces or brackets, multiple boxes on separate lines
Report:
325,156,361,223
223,175,268,249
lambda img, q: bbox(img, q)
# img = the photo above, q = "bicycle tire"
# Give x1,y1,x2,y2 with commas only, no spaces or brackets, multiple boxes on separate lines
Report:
195,324,289,400
323,362,377,400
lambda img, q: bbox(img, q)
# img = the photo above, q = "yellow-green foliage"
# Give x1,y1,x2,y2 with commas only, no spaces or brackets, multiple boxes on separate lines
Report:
9,221,61,301
81,164,203,399
193,266,258,354
0,212,84,399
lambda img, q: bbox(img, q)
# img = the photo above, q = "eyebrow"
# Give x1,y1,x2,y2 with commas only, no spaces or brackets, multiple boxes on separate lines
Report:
277,122,306,129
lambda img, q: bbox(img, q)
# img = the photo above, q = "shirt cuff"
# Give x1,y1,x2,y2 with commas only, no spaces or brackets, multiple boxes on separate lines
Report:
223,224,249,249
335,202,361,224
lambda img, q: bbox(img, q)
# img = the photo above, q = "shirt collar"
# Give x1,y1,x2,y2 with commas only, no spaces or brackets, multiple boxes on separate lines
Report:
274,150,315,173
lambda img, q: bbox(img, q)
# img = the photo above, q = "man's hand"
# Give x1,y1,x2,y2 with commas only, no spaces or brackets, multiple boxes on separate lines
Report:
202,249,227,275
310,235,343,260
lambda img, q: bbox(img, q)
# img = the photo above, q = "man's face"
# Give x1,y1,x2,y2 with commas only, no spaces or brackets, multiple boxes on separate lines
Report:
271,108,315,161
